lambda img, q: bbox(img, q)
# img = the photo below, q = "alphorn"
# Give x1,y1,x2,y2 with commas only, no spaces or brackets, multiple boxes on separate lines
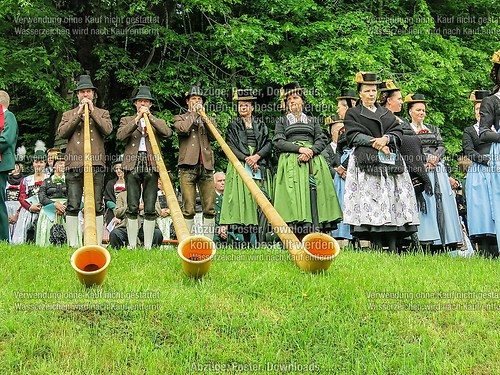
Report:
198,108,339,273
142,113,216,278
70,103,111,286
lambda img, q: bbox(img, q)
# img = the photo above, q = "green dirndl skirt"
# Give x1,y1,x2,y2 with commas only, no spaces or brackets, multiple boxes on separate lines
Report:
220,162,262,226
273,143,342,231
35,198,82,247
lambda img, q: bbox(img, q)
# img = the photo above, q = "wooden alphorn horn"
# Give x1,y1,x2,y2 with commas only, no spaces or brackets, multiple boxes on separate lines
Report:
142,113,216,278
70,103,111,286
198,108,339,273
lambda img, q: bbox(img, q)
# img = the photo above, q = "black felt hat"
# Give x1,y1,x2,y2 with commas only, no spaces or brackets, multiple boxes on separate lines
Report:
469,90,490,102
336,89,357,101
325,114,343,126
233,88,257,101
404,93,428,104
354,72,380,85
378,80,399,92
280,82,304,98
185,85,206,101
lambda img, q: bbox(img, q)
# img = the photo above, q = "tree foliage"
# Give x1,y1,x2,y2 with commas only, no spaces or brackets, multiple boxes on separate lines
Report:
1,0,499,174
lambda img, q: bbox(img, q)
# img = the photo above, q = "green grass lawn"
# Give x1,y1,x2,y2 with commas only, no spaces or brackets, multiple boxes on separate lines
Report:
1,244,499,374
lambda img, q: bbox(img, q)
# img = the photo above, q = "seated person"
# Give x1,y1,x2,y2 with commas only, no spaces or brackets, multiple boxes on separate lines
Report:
109,190,163,249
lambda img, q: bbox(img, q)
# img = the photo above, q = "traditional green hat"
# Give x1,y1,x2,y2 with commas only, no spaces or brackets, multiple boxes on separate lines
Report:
74,75,97,92
33,150,47,160
132,86,154,101
32,140,47,161
469,90,490,102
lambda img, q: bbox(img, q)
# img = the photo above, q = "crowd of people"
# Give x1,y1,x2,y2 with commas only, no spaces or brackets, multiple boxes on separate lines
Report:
1,49,500,256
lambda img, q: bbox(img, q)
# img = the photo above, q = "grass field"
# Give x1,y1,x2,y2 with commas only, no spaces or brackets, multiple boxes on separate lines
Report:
1,244,499,374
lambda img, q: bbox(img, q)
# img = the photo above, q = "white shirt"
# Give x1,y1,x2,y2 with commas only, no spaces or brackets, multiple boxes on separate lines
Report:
363,104,377,112
473,122,480,136
138,118,147,152
329,141,337,153
410,122,430,134
287,112,308,125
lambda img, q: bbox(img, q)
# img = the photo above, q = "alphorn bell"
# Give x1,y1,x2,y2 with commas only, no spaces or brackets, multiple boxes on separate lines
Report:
70,103,111,286
198,108,340,273
142,112,216,278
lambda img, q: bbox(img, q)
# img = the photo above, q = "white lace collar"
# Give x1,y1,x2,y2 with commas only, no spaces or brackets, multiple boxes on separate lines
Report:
410,122,430,134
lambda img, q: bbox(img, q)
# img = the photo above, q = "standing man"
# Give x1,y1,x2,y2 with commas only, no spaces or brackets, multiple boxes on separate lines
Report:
0,90,18,242
57,74,113,247
117,86,172,249
173,85,217,240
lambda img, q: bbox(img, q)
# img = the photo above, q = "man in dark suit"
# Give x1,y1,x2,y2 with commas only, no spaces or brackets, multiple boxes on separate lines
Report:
0,90,18,241
117,86,172,249
173,85,217,240
108,191,163,249
57,74,113,247
213,171,226,242
213,171,242,246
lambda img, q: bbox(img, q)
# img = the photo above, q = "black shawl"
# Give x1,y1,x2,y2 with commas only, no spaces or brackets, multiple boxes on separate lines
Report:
344,104,404,175
226,116,272,167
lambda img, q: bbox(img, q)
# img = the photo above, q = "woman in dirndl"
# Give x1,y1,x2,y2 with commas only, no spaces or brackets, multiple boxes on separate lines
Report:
477,50,500,254
462,90,495,256
405,93,462,249
331,89,358,242
322,114,351,242
36,153,68,246
11,145,49,244
273,82,342,239
379,80,431,250
5,161,24,241
343,72,419,252
219,89,272,247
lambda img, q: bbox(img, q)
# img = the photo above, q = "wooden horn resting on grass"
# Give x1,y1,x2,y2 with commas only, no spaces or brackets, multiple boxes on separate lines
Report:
143,113,216,278
70,103,111,287
198,108,340,273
